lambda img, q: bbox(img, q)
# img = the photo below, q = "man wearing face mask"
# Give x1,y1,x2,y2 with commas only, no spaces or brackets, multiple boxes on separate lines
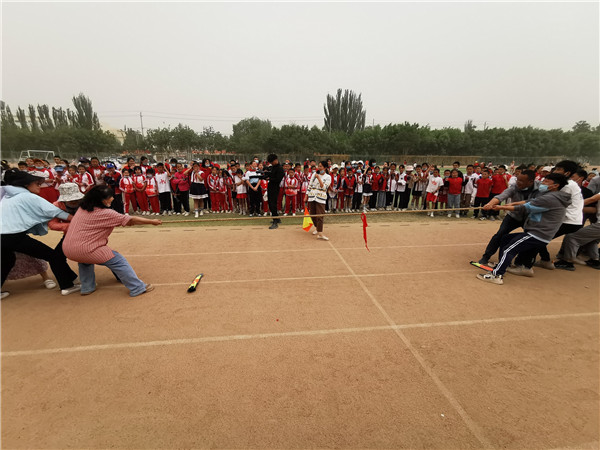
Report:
477,173,570,284
478,170,538,266
266,154,285,229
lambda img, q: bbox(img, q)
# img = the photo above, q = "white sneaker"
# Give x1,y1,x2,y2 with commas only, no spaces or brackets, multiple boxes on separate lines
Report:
476,273,503,285
534,260,555,270
195,211,199,218
183,212,190,216
447,213,452,218
263,212,267,216
317,235,329,241
163,211,167,216
43,279,57,289
312,229,318,235
61,285,81,296
200,210,204,216
1,292,10,299
292,213,296,216
176,212,181,215
455,214,460,218
283,213,288,216
479,216,486,221
168,211,173,215
506,265,534,277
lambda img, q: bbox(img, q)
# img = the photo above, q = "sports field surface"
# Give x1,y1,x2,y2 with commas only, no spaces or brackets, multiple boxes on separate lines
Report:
2,218,599,449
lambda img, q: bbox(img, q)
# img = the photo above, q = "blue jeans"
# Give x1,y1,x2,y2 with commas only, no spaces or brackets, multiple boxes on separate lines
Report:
447,194,461,209
78,251,147,297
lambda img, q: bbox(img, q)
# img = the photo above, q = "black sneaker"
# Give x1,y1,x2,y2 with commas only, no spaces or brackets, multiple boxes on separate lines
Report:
585,259,600,270
269,223,279,230
478,257,489,265
554,260,575,271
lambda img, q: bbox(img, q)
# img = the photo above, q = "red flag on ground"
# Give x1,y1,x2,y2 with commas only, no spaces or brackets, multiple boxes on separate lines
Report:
361,212,370,252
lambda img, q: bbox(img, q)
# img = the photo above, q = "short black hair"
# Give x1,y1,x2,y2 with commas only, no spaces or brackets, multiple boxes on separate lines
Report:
554,160,579,177
146,168,155,175
156,162,164,168
453,161,460,166
132,165,142,173
267,154,278,163
575,169,588,179
545,173,569,190
170,158,178,164
520,170,536,181
91,156,99,162
466,164,474,169
18,161,27,166
80,186,114,212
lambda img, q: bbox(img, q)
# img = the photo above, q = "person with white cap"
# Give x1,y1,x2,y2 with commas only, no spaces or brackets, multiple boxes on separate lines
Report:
1,169,81,298
49,183,85,284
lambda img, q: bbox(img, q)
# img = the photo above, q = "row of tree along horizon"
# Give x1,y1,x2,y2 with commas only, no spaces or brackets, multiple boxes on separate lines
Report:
1,92,598,162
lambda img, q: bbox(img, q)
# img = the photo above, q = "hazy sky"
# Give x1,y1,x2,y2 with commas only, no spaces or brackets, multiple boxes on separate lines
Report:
2,2,598,136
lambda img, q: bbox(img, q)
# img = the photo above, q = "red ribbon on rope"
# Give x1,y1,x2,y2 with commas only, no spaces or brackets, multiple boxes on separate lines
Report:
361,212,370,252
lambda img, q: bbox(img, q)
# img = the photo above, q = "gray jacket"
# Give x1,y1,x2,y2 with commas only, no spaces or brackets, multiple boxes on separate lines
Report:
513,190,570,243
494,182,539,221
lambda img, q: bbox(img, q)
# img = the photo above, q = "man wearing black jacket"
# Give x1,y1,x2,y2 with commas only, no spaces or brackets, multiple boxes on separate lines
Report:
266,153,285,230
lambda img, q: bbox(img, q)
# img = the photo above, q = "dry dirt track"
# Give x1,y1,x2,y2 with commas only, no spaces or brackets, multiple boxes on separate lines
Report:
2,219,599,449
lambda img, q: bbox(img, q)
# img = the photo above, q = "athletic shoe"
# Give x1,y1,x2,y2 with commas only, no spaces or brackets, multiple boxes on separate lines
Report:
184,212,190,216
269,223,278,230
143,284,155,294
506,265,535,277
200,210,204,216
479,217,486,221
534,260,555,270
447,213,452,218
476,273,503,285
263,212,267,216
572,257,589,266
489,216,496,221
292,213,296,216
554,260,575,271
162,211,167,216
317,235,329,241
249,214,253,217
312,229,318,235
478,257,489,265
176,212,181,215
585,259,600,270
81,288,96,296
283,213,288,216
43,279,57,289
1,292,10,299
61,285,81,296
455,214,460,218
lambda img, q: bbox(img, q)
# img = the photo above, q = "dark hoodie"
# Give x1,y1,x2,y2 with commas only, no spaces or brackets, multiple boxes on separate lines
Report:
512,190,570,243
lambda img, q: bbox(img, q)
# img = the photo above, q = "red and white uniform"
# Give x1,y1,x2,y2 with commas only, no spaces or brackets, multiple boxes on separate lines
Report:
284,175,299,214
145,176,160,213
90,166,106,185
119,176,137,213
207,174,222,212
133,174,148,212
261,179,270,213
76,172,94,194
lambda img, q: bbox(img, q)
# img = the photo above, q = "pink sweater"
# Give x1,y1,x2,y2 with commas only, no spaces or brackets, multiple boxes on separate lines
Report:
63,207,132,264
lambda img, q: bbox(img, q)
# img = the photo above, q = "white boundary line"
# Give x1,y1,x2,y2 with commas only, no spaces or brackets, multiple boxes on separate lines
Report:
95,269,475,288
122,243,488,257
326,240,495,449
3,312,597,358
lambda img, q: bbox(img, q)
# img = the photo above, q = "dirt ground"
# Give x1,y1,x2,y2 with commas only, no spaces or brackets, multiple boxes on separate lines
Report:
2,218,599,449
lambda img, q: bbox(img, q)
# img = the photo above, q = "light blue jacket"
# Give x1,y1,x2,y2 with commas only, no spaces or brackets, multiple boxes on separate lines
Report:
0,186,70,236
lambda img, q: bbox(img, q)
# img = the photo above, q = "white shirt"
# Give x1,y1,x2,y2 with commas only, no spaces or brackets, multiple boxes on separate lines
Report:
426,176,444,194
307,172,331,204
463,173,479,195
396,173,407,192
155,172,171,193
561,179,584,225
234,175,247,194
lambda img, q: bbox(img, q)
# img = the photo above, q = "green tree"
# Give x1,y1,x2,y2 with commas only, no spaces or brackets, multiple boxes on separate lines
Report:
145,127,172,152
572,120,591,133
71,93,100,130
323,88,366,135
230,117,272,155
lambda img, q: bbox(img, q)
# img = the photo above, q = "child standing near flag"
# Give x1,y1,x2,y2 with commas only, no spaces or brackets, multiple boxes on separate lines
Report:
284,168,299,216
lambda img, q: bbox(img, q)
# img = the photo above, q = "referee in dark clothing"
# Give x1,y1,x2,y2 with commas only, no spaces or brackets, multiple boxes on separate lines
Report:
266,154,285,229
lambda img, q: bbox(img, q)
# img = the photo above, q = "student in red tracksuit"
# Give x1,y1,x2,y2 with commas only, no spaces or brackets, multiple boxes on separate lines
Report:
489,168,508,220
119,168,137,214
207,167,221,213
284,168,299,216
217,170,228,213
133,166,149,214
260,178,270,214
473,170,493,220
343,170,356,212
294,166,303,213
223,170,234,212
145,168,160,215
371,169,381,210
